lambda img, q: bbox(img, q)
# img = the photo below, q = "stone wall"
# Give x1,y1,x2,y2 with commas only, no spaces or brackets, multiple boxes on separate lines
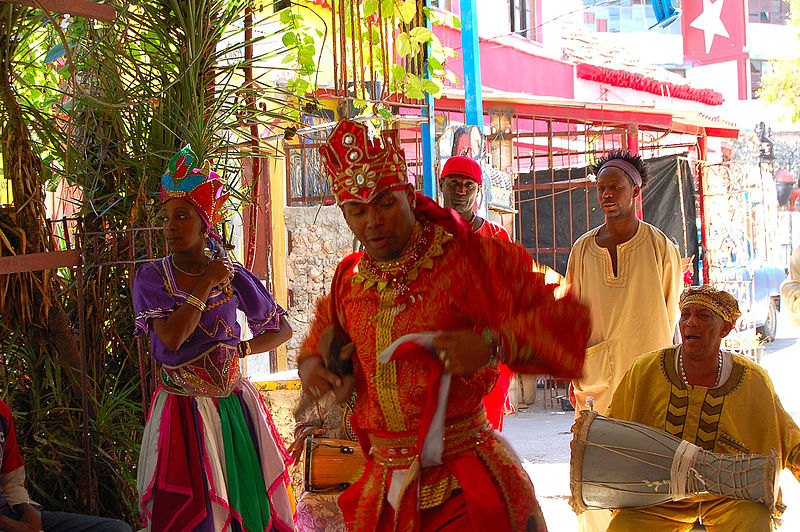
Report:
259,386,304,492
284,205,356,365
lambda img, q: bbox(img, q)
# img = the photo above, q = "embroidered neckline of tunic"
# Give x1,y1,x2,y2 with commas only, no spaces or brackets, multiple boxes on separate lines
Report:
659,346,747,449
353,222,451,295
661,346,744,397
160,257,233,310
151,258,236,338
586,222,648,286
355,221,451,432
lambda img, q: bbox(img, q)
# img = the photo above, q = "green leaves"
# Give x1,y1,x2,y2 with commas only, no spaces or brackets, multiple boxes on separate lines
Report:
422,78,443,97
278,3,320,102
423,6,462,29
391,63,407,82
405,73,424,99
759,57,800,123
409,26,433,46
397,27,435,58
363,0,379,17
395,0,417,24
377,106,393,120
397,32,412,56
282,32,297,47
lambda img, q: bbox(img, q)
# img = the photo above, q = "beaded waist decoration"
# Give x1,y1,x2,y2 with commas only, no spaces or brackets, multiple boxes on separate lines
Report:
368,409,492,468
160,343,241,397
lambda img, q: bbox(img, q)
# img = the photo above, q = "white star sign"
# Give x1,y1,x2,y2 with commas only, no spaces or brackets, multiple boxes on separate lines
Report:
690,0,730,54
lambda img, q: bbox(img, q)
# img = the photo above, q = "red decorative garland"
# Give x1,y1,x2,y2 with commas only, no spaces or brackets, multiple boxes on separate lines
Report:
576,63,724,106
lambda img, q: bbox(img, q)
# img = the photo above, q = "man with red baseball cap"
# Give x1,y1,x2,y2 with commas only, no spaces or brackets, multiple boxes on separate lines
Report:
440,155,514,432
440,155,510,240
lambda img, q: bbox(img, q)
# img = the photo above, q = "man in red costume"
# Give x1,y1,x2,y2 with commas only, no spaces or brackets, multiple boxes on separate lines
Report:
298,119,590,532
439,155,514,431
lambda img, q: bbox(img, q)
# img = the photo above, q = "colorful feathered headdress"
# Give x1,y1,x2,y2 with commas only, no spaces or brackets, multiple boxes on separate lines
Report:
319,118,408,205
160,146,229,228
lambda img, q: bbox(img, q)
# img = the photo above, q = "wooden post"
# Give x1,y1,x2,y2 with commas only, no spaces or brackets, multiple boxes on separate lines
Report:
697,134,709,284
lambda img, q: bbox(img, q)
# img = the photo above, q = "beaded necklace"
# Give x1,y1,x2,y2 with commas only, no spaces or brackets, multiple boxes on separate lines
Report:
356,223,448,301
678,348,723,388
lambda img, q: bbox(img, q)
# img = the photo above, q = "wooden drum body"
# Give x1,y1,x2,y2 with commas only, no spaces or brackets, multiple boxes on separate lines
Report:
570,411,779,513
304,436,366,492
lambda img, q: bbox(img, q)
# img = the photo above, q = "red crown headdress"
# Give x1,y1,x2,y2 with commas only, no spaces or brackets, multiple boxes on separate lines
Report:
160,146,230,228
319,119,408,205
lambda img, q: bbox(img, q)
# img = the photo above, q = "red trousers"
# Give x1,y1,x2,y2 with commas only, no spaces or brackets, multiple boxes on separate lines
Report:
376,491,470,531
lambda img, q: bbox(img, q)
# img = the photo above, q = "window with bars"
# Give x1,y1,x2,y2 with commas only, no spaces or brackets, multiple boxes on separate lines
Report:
430,0,460,14
285,116,427,206
583,0,681,34
748,0,791,24
509,0,538,40
286,136,334,207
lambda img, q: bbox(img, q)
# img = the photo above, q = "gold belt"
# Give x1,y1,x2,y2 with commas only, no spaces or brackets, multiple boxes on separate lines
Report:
368,409,493,468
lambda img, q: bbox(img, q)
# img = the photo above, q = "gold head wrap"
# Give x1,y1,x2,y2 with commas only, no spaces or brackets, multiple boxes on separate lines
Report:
680,285,741,324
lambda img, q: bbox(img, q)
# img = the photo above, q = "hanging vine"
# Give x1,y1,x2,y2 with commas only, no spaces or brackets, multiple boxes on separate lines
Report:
276,0,460,118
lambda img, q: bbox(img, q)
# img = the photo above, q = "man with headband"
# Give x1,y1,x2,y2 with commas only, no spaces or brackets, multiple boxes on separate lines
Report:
297,118,591,531
566,150,682,531
605,285,800,530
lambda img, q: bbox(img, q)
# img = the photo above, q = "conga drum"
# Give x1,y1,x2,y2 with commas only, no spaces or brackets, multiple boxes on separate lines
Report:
303,436,366,492
570,411,779,513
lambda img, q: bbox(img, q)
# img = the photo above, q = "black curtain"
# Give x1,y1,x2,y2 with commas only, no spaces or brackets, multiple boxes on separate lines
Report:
516,153,697,280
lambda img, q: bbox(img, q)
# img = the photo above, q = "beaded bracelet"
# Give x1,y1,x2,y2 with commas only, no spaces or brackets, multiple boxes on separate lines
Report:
185,295,206,313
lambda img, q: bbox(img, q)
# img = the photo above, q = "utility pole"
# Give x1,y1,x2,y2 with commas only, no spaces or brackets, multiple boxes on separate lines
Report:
460,0,483,128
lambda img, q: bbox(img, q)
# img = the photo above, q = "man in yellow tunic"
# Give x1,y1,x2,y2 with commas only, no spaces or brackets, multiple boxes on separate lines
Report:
607,285,800,531
567,150,682,418
567,150,682,531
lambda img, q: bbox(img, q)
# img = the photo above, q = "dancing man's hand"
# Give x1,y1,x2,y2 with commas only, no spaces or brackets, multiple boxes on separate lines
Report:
297,357,346,400
333,374,356,404
432,330,491,375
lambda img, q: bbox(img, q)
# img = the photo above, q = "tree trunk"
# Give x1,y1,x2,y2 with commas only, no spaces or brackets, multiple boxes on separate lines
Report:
0,22,82,377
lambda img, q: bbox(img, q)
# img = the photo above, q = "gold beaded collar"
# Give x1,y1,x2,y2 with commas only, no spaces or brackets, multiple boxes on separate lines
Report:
353,222,451,298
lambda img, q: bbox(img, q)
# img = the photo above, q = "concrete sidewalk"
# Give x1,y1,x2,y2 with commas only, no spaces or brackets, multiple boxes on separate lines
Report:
504,408,577,529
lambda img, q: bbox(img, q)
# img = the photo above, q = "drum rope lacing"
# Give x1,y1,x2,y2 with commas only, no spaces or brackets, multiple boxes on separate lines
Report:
576,419,769,502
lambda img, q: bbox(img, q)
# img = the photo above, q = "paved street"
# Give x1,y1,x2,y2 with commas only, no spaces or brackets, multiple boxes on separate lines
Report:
505,310,800,530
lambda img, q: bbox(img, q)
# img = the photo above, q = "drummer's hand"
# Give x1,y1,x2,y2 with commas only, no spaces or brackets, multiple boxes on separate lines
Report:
298,356,342,399
432,330,490,375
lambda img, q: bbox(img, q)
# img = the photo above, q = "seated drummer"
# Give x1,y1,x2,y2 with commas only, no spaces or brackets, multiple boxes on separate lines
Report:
606,285,800,531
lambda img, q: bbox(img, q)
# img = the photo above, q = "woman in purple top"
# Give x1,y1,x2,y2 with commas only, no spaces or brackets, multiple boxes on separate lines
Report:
133,147,295,532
